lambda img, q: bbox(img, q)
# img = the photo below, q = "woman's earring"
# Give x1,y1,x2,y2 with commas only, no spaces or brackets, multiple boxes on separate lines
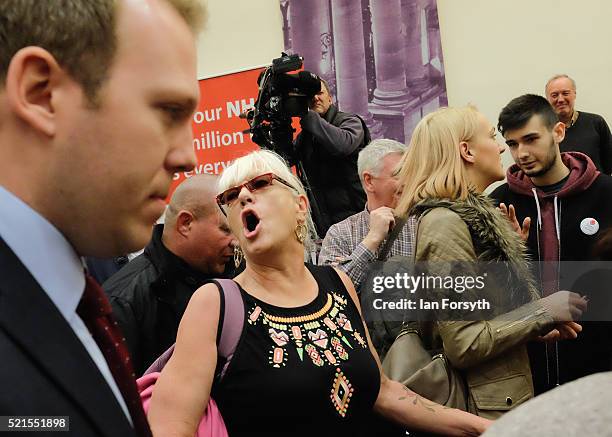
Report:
233,245,244,268
295,222,308,244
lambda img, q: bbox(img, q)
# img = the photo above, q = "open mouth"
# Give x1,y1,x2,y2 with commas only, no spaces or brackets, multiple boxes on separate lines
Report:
241,209,261,238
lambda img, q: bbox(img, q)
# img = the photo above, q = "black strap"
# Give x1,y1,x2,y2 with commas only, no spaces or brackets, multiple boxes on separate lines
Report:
377,216,408,261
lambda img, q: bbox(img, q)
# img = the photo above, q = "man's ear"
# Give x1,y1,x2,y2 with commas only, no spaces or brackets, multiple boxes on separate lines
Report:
362,171,375,192
176,210,195,237
459,140,475,164
5,47,65,137
552,121,566,144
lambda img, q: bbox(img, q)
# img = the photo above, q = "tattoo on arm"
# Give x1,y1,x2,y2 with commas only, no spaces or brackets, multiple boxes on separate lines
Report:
398,385,450,412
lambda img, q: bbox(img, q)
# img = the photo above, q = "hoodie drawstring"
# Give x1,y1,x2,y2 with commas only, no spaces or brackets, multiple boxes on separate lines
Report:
532,188,543,230
553,195,562,387
532,187,543,281
553,196,561,245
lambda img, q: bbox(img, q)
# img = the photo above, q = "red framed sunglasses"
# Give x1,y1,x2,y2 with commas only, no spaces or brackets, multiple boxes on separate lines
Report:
216,172,296,214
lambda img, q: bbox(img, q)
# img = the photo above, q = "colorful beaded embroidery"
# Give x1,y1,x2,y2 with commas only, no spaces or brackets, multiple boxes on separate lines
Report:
330,367,354,417
247,291,367,368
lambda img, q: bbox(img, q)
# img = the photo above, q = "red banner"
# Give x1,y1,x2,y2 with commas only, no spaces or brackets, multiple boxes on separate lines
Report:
168,65,305,201
169,67,265,198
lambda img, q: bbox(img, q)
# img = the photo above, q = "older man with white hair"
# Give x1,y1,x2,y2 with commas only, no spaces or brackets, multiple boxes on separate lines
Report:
318,138,413,289
545,74,612,174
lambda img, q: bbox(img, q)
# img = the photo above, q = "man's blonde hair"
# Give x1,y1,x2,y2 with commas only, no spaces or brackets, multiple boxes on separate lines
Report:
0,0,206,103
395,106,480,217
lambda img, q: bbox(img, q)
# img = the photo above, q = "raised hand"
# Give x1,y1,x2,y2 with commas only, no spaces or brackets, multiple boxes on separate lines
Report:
499,203,531,241
362,206,396,252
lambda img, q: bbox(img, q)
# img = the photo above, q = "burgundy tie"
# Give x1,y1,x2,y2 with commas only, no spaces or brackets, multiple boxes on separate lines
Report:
77,274,152,437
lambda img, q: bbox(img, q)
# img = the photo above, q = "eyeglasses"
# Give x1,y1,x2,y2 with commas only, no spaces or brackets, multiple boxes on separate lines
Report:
216,172,296,215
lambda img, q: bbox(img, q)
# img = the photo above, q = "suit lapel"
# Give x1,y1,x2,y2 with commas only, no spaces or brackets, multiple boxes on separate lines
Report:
0,239,134,437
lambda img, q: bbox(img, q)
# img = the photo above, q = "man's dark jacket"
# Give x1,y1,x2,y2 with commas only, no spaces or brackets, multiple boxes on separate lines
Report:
295,104,369,236
490,152,612,393
0,238,136,436
104,224,218,375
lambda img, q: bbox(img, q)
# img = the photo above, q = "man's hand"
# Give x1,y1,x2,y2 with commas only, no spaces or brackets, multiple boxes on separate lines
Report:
362,207,395,253
298,109,320,132
499,203,531,241
540,290,588,321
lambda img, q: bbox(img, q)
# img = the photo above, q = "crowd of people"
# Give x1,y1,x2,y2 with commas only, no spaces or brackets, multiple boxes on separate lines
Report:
1,0,612,436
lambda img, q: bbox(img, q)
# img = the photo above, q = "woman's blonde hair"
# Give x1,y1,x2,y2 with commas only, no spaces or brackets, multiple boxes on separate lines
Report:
217,149,317,248
395,105,480,217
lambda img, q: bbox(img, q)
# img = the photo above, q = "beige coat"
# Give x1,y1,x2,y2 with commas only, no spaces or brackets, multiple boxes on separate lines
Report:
414,198,555,419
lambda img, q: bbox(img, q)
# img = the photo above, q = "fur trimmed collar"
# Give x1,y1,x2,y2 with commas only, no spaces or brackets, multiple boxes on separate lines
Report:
413,193,538,303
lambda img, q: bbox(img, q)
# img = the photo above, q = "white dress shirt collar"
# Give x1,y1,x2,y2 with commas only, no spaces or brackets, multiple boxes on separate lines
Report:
0,185,85,322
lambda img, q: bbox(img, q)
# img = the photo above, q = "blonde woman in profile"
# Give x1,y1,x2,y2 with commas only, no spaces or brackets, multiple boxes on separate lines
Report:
147,149,491,436
393,106,586,419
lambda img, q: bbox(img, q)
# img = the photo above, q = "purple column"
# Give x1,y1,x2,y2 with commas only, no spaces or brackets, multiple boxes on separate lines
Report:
288,0,333,81
329,1,378,126
369,0,411,106
401,0,428,92
425,0,444,79
330,0,383,138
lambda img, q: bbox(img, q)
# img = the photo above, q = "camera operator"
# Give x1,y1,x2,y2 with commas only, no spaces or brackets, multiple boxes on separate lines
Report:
295,77,370,236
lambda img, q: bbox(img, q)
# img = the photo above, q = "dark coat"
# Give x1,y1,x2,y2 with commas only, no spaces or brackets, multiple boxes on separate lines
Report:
104,225,219,375
0,238,135,437
85,256,129,285
295,104,369,236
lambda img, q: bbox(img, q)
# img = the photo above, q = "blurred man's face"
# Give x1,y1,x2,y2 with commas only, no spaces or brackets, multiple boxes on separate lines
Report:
368,152,404,209
188,211,236,275
51,0,199,256
546,77,576,122
309,82,333,115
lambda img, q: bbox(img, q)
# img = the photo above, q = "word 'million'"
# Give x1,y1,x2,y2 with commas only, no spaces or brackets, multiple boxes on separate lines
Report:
193,130,246,150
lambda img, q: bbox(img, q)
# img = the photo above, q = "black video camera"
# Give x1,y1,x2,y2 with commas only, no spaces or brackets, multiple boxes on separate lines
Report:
245,53,321,163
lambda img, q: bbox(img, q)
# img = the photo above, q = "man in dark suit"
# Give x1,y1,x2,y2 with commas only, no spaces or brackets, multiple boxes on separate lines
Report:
0,0,205,435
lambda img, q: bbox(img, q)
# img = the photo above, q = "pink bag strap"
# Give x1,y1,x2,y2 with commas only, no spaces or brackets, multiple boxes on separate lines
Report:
143,279,245,381
214,279,244,380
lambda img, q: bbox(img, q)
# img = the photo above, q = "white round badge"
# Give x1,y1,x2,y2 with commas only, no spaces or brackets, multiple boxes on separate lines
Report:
580,217,599,235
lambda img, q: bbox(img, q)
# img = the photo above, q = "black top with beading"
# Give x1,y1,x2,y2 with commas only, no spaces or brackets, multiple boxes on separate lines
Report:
211,264,380,436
